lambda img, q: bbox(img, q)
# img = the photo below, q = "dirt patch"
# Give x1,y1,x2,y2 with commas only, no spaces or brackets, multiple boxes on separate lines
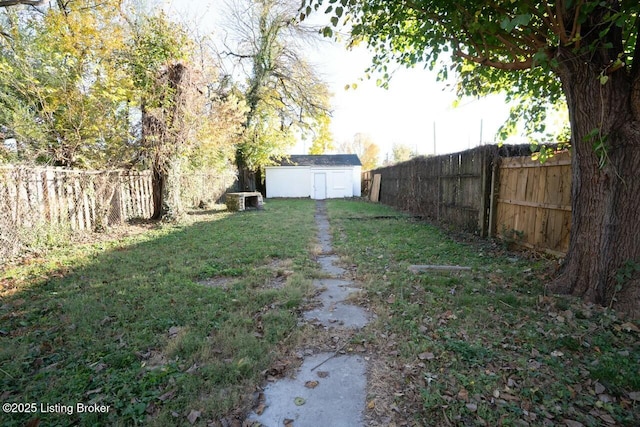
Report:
267,258,294,270
265,258,295,289
137,349,169,370
197,277,236,289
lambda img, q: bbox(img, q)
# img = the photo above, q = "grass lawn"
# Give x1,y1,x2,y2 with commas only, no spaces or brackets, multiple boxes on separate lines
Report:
1,199,318,426
326,200,640,427
2,198,638,426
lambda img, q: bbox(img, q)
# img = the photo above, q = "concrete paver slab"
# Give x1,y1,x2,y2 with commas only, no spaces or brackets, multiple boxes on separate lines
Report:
303,302,369,329
249,353,367,427
317,255,346,276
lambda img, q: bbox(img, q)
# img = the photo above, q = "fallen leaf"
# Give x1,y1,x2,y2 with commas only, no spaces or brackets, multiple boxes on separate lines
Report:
620,322,639,332
145,402,157,415
294,397,306,406
457,388,469,402
24,419,40,427
387,295,396,304
255,403,266,415
599,413,616,424
594,382,605,394
316,371,329,378
551,350,564,357
85,387,102,396
465,403,477,412
284,419,294,427
563,420,585,427
186,409,201,425
418,352,435,361
168,326,181,337
158,389,176,402
305,380,319,389
367,399,375,409
628,391,640,401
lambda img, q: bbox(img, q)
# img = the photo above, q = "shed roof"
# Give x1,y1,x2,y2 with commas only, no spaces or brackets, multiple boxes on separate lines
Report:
272,154,362,167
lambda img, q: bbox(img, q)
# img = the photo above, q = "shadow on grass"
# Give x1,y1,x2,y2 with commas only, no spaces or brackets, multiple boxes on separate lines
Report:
0,199,317,426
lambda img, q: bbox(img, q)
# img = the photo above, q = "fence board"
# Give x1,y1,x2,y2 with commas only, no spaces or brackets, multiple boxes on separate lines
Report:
496,151,571,254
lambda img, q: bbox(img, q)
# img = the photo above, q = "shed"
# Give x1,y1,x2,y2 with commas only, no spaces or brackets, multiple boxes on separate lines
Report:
265,154,362,199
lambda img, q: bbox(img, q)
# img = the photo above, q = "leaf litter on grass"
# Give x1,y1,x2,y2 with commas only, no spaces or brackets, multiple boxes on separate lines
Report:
325,199,640,427
0,200,319,427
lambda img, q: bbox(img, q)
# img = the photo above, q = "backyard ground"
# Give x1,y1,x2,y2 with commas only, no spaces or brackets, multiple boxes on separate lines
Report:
1,199,639,426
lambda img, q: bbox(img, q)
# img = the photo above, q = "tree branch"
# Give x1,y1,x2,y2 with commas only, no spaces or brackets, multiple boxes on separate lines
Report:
0,0,42,6
454,49,533,70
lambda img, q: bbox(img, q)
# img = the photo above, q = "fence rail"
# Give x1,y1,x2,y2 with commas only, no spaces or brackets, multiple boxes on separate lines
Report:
364,146,572,255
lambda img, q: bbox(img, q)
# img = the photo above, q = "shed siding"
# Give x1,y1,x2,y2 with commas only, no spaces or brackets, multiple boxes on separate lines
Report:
352,166,362,197
266,165,361,199
266,167,311,198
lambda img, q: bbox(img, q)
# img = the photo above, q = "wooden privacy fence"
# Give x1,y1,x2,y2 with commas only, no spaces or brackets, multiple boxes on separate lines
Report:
495,151,571,255
363,146,496,234
363,146,572,255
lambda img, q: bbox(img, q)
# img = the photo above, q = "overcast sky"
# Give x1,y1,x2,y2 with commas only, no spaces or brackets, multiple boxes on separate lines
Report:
163,0,521,160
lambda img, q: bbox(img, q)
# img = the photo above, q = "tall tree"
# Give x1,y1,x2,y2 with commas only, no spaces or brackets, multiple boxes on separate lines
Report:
307,112,334,154
0,0,135,167
223,0,332,190
338,132,380,170
126,12,197,220
391,143,415,164
308,0,640,316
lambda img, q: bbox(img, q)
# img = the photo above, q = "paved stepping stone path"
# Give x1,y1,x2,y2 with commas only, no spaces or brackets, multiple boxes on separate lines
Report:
249,200,370,426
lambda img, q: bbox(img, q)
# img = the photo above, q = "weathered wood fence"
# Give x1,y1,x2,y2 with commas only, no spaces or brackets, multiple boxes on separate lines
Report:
363,145,572,255
0,166,153,231
495,151,571,255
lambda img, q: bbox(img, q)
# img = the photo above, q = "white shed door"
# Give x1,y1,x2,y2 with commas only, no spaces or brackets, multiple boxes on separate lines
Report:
314,173,327,200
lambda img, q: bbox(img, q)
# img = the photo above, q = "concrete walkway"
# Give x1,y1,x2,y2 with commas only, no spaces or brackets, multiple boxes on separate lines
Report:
249,200,369,426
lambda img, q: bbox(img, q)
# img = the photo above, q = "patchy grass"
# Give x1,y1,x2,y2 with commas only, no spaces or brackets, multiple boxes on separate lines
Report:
0,199,317,426
326,199,640,427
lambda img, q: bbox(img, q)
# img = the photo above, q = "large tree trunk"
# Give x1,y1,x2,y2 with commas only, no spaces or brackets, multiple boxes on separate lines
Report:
144,63,193,221
235,148,256,192
551,47,640,318
151,166,165,220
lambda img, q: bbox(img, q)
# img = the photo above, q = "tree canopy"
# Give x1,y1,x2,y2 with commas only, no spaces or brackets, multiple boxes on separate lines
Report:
306,0,638,145
338,132,380,170
306,0,640,316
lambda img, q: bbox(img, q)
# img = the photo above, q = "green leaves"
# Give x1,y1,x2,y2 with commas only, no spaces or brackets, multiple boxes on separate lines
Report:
499,14,532,32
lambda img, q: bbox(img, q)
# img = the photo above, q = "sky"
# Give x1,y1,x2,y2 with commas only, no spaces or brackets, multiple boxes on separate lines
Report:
162,0,522,161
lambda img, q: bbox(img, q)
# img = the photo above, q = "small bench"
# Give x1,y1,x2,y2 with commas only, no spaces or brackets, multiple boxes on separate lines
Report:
225,192,264,211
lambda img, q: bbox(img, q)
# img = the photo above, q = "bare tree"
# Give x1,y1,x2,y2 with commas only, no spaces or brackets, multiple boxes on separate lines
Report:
222,0,332,191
